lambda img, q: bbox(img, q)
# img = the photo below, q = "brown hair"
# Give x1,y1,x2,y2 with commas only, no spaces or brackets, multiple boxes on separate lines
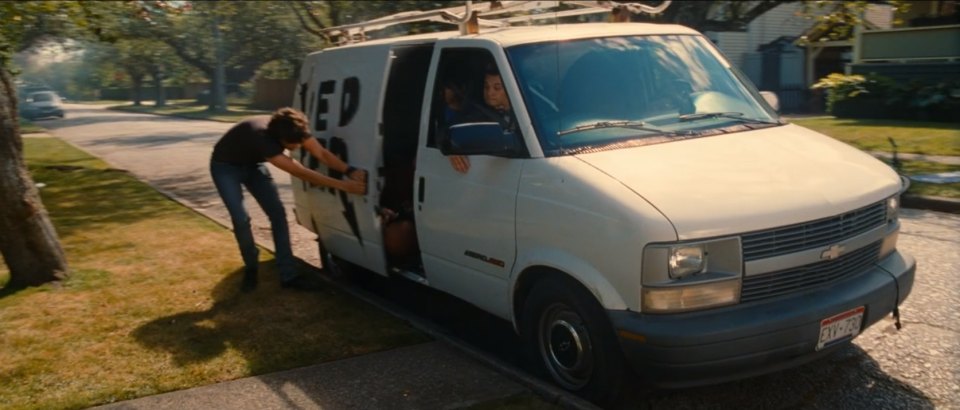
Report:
266,107,311,144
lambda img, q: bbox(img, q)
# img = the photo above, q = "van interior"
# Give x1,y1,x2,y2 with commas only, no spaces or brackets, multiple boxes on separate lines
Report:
379,44,434,275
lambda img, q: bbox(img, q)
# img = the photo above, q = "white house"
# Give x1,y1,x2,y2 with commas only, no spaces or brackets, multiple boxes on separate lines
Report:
704,2,894,111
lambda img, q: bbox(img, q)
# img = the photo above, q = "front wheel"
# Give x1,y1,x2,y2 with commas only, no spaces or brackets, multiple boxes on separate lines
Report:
521,277,630,406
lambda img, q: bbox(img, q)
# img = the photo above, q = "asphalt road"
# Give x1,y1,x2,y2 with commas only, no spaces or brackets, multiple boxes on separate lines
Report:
37,104,959,409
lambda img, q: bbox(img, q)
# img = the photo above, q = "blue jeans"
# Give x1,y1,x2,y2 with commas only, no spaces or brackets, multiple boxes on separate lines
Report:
210,161,297,282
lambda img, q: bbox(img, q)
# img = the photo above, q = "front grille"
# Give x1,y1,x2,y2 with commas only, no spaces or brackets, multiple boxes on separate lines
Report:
740,241,881,303
741,202,886,262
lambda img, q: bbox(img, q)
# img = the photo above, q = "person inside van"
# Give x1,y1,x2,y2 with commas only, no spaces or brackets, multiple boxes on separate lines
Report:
447,64,520,173
440,74,475,174
442,77,470,124
210,107,367,292
480,64,518,133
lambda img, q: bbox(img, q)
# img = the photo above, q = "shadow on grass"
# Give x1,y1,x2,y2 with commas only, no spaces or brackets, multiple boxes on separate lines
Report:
131,260,429,376
131,262,274,368
0,282,29,299
30,165,180,238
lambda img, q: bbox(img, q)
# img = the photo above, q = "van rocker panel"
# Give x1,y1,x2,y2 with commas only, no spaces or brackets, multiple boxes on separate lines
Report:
611,250,915,388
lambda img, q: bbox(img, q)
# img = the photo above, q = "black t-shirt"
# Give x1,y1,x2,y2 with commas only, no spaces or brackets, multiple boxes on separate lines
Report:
211,116,284,164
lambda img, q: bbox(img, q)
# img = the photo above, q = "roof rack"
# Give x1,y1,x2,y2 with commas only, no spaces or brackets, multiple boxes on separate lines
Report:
321,0,672,45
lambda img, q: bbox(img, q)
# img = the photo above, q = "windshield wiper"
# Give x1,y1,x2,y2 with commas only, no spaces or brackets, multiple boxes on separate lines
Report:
679,111,781,125
557,120,677,137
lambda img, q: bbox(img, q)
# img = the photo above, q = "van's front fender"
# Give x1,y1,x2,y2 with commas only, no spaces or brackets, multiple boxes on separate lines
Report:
512,158,678,323
511,249,628,317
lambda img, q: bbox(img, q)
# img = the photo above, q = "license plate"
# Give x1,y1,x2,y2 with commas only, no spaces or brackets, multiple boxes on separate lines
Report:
817,306,865,351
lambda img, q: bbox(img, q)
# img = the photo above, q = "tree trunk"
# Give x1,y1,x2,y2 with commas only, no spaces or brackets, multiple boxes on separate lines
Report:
131,74,144,106
0,69,69,289
153,68,166,108
211,12,228,113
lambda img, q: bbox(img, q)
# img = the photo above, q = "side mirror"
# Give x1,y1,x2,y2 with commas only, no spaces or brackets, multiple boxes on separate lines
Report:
759,91,779,112
443,122,523,157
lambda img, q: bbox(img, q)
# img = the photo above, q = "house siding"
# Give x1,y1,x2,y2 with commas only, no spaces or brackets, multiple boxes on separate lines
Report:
706,3,895,112
709,32,749,67
745,3,810,49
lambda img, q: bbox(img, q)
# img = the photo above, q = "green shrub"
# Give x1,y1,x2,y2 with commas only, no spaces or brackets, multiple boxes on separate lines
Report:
812,72,960,122
811,73,869,113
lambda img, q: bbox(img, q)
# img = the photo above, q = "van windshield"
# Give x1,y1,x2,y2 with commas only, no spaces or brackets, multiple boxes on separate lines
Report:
506,35,780,156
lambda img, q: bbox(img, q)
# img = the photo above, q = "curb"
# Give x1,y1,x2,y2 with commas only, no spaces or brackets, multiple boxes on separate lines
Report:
902,194,960,214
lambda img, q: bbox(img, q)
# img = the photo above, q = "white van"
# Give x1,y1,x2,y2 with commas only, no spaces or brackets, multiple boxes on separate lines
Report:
290,7,914,405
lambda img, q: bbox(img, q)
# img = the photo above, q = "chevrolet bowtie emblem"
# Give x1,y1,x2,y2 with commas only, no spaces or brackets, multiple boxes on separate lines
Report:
821,244,846,261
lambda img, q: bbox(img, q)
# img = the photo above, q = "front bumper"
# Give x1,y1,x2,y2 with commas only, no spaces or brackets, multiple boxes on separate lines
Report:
611,250,915,388
23,107,63,118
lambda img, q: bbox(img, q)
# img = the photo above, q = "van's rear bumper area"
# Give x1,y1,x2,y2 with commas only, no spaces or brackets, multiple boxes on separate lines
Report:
610,251,915,388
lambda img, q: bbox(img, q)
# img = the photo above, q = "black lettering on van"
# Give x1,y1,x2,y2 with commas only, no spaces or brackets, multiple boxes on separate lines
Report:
326,137,347,195
315,80,336,131
328,136,362,242
339,77,360,127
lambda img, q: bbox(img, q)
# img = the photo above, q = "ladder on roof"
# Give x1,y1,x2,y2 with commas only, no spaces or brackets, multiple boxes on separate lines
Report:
321,0,672,45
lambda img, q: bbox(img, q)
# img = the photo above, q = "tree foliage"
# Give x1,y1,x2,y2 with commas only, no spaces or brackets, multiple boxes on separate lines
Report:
124,1,322,110
798,0,911,44
290,1,468,42
1,2,87,67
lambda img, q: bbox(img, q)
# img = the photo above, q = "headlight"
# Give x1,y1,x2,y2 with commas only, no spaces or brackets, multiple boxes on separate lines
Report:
886,195,899,222
642,237,743,313
669,246,704,279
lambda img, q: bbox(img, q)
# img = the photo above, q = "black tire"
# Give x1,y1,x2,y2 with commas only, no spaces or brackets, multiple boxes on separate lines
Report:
521,276,630,406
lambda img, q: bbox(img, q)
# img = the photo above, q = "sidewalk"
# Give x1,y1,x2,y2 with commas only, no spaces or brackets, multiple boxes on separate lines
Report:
94,342,533,410
869,151,960,166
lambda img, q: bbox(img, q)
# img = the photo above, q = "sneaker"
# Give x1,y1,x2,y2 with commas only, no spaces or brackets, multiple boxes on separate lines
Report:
281,274,324,291
241,269,258,292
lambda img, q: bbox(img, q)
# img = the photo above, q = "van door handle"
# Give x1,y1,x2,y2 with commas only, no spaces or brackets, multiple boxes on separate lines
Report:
418,177,425,203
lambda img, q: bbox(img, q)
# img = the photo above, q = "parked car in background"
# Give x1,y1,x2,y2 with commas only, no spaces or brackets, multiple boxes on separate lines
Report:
20,91,65,120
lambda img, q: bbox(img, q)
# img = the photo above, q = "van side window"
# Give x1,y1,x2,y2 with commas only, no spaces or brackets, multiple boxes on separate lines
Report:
427,48,523,149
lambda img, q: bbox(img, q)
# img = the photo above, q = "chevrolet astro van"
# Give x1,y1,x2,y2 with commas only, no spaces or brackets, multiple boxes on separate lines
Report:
289,15,915,405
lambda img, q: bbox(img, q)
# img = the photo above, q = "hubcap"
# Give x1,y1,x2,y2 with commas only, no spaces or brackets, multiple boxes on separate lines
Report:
539,303,593,389
549,320,583,369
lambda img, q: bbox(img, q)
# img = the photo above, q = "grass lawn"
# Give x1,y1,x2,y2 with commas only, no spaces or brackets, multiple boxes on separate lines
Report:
106,99,269,123
790,117,960,156
18,117,44,134
0,138,429,410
